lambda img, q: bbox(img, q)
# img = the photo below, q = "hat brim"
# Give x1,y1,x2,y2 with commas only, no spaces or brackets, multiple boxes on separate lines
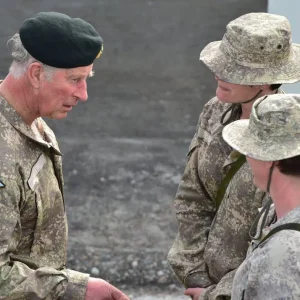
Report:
222,120,300,161
200,41,300,85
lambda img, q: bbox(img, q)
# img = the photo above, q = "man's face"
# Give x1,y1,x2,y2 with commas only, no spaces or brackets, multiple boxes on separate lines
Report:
246,156,270,191
215,76,262,103
37,64,94,120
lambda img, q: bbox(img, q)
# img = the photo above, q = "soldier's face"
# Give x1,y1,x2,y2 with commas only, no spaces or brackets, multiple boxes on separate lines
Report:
215,77,262,104
38,64,93,120
246,156,271,191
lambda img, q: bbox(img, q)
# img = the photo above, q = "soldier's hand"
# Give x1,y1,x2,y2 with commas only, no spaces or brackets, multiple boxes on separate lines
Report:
184,287,205,300
85,277,130,300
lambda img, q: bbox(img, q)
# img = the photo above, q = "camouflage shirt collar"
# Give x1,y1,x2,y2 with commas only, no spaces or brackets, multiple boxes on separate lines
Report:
0,96,62,155
270,206,300,229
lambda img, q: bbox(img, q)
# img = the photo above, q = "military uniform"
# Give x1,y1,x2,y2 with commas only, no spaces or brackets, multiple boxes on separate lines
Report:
0,97,89,299
222,94,300,299
167,97,270,299
232,207,300,300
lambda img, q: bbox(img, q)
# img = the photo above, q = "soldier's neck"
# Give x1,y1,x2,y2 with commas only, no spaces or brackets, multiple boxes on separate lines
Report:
240,89,278,119
269,170,300,219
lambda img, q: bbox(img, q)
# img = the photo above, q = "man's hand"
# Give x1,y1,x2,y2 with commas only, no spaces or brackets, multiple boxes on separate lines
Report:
85,277,130,300
184,287,205,300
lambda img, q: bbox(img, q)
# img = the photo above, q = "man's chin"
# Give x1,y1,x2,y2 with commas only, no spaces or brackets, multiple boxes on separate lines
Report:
48,112,68,120
216,89,231,103
216,95,231,103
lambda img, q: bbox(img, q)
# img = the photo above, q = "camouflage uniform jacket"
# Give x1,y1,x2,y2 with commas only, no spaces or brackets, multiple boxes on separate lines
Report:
167,96,270,300
232,206,300,300
0,97,89,299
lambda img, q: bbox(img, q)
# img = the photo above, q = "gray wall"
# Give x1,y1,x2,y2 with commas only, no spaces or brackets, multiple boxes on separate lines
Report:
269,0,300,93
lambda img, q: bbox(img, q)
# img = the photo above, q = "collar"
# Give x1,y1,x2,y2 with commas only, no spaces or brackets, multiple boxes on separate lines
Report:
0,96,62,155
270,206,300,230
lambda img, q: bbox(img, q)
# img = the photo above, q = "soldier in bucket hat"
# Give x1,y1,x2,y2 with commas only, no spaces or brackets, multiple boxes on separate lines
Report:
223,94,300,299
167,12,300,300
0,12,129,300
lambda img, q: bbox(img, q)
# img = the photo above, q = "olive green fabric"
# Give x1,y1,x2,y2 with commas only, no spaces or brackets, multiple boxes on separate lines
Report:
215,153,246,208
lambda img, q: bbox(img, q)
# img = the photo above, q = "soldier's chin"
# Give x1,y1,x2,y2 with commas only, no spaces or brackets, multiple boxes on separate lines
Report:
216,88,231,103
49,112,69,120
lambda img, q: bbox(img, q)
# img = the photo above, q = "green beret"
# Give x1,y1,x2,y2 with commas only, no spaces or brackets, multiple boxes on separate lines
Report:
19,11,103,68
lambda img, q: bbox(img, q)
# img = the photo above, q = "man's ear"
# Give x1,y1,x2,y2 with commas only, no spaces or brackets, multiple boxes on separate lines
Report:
27,62,44,89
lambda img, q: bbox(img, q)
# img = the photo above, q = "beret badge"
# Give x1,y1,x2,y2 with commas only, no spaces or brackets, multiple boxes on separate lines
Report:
96,44,104,59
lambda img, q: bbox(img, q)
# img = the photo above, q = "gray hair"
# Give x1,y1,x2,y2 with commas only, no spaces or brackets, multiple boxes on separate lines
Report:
8,34,56,80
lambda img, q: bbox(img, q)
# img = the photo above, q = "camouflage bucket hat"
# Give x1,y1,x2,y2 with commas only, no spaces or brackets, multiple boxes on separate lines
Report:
200,13,300,85
222,94,300,161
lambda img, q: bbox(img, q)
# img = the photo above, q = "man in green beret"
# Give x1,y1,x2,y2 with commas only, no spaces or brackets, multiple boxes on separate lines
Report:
0,12,128,300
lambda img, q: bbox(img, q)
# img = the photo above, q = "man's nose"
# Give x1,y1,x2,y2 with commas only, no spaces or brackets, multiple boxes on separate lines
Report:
76,80,88,102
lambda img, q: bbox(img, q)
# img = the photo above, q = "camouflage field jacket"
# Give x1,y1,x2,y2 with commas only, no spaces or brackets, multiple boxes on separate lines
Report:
167,96,270,300
232,206,300,300
0,97,89,299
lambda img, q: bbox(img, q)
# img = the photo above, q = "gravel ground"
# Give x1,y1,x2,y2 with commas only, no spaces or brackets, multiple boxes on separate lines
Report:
123,286,185,300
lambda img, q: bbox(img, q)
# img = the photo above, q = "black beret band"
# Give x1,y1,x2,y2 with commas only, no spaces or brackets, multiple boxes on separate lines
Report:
19,11,103,68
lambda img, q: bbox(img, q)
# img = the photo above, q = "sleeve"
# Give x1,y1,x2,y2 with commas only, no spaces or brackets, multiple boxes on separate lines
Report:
62,270,89,300
235,233,300,300
199,270,235,300
167,99,226,287
0,178,89,300
167,139,216,287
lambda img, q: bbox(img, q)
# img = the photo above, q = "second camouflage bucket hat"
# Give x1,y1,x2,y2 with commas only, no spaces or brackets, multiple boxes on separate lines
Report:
222,94,300,161
200,13,300,85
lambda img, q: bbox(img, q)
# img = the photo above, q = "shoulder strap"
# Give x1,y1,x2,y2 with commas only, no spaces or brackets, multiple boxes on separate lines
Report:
254,223,300,250
215,154,246,208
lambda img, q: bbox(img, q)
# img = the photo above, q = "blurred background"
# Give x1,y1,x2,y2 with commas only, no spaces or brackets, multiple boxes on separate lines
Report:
269,0,300,93
0,0,271,298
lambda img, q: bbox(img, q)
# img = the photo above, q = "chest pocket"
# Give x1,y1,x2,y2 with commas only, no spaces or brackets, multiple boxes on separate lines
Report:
187,125,214,159
187,135,200,159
